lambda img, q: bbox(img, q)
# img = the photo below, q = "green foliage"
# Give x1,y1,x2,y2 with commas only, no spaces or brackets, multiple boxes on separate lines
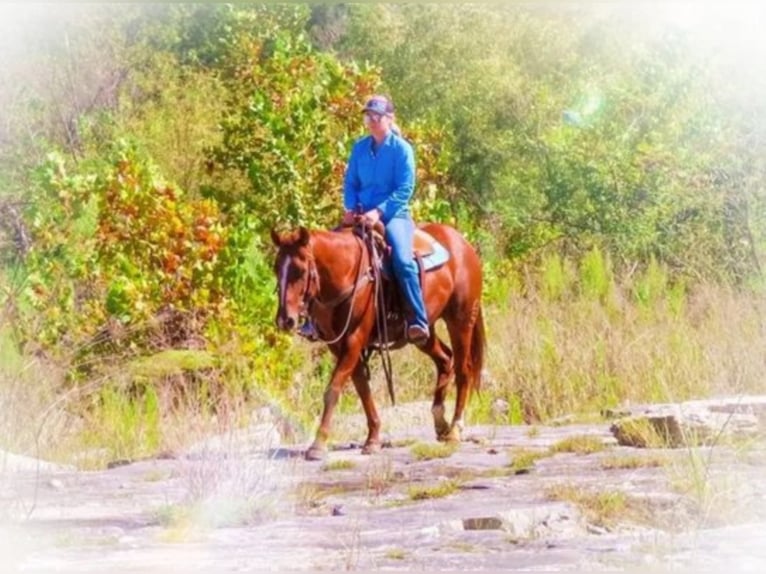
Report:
20,152,102,347
197,6,457,231
97,145,228,317
339,5,765,281
579,247,614,303
209,27,377,228
19,145,231,352
2,4,766,464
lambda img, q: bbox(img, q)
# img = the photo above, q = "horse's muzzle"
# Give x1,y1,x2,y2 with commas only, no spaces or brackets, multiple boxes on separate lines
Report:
277,315,297,331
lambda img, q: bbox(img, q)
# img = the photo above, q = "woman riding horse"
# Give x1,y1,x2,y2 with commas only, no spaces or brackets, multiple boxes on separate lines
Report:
302,94,430,346
272,221,484,460
272,94,485,460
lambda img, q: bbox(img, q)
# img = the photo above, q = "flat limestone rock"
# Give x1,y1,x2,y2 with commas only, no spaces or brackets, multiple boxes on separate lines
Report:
3,397,766,572
610,395,766,447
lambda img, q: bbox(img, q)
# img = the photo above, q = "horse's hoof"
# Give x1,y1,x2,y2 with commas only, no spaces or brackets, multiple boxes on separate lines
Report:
436,429,454,442
361,441,382,455
305,445,327,461
437,428,461,443
434,426,450,440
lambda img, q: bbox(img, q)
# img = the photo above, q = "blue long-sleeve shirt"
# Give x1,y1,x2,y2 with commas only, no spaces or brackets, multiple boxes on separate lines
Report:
343,131,415,224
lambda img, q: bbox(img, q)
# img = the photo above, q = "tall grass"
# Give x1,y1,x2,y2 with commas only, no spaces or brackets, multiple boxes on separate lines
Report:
0,325,64,458
370,250,764,425
2,250,765,466
480,251,766,423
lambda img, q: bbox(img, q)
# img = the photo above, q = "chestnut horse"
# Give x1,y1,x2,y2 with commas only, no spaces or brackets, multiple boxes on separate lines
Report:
271,223,485,460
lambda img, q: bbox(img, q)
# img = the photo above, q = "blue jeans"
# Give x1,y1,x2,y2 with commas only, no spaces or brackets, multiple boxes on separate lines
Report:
385,216,428,329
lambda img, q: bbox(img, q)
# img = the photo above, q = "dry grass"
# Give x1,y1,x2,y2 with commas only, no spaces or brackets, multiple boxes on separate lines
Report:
550,434,610,455
0,330,73,462
545,484,634,529
384,548,409,560
480,263,766,424
346,258,766,432
601,453,669,470
322,459,356,472
2,255,765,472
365,455,396,500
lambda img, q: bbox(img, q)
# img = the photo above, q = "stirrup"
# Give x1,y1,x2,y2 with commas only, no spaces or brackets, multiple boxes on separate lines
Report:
406,323,429,346
298,320,318,341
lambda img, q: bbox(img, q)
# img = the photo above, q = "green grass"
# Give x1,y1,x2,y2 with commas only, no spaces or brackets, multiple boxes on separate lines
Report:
550,435,609,455
407,479,461,501
410,442,458,461
322,459,356,472
507,448,551,474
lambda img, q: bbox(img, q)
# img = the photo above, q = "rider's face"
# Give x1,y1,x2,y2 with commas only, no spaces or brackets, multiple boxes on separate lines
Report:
363,111,390,134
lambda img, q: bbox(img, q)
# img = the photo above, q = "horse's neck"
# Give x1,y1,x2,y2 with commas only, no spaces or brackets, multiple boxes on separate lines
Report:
312,231,366,293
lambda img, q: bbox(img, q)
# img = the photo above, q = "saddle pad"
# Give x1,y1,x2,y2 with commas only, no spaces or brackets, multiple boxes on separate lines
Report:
382,229,450,276
417,232,450,271
413,229,435,257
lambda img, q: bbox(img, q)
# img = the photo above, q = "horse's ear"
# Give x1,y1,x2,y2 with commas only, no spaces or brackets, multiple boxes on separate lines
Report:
298,226,310,247
270,227,281,247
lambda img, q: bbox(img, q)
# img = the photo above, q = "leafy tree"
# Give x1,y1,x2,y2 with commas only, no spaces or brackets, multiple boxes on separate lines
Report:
336,4,764,281
19,142,234,360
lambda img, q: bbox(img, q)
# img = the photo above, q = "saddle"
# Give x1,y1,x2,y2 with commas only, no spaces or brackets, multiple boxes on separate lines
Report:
364,220,450,274
354,220,450,349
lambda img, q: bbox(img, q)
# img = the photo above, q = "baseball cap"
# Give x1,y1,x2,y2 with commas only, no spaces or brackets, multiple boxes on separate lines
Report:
362,96,394,116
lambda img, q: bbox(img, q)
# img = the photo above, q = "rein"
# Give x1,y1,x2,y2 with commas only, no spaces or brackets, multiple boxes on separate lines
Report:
304,234,370,346
364,226,396,406
297,224,397,407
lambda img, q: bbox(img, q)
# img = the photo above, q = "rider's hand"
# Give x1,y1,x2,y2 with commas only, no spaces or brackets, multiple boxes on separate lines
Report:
364,209,381,225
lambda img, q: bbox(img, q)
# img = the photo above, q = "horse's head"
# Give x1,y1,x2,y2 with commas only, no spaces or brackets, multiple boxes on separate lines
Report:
271,226,316,331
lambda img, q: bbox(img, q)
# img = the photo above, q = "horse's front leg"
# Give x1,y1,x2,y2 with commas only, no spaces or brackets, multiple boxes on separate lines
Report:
305,341,364,461
350,360,382,455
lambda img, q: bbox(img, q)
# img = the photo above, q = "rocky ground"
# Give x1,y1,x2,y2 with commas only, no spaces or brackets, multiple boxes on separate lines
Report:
2,396,766,572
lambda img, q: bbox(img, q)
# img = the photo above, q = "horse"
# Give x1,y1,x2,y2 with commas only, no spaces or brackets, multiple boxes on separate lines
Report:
271,222,485,461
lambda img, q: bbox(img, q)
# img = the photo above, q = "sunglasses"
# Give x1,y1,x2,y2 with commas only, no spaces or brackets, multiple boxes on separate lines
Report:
363,111,384,124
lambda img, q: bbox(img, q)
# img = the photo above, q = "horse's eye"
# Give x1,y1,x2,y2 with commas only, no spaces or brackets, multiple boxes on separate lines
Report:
287,266,305,282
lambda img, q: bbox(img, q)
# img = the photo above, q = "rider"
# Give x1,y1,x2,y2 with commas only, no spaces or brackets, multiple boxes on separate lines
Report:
300,94,430,345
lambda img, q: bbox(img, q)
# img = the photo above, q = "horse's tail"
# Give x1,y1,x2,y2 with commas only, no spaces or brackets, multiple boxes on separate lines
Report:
470,303,486,393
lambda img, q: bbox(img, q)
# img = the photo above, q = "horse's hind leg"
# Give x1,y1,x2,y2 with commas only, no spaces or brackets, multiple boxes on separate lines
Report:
443,317,475,443
421,335,454,441
351,360,382,454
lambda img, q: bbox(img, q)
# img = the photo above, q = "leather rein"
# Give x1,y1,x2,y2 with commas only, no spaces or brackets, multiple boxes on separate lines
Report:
297,224,397,406
301,234,372,345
